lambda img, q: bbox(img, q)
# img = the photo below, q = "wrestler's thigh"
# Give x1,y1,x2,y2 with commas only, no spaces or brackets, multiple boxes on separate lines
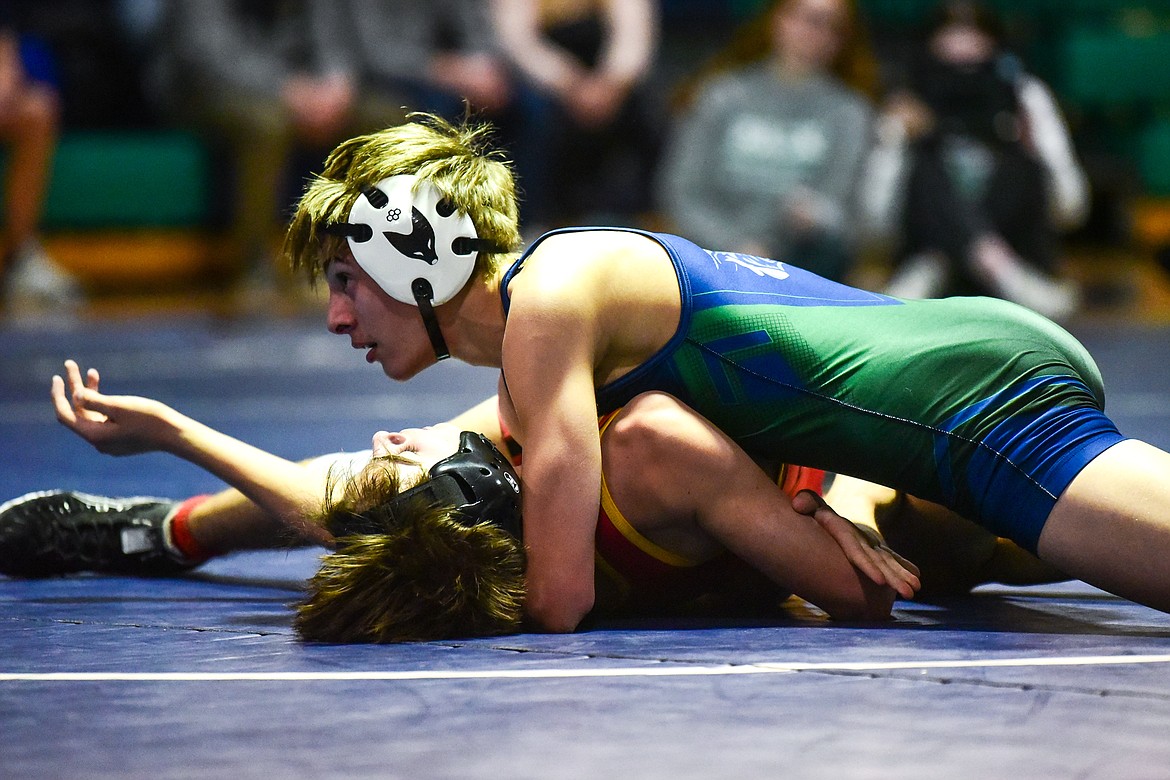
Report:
1037,439,1170,611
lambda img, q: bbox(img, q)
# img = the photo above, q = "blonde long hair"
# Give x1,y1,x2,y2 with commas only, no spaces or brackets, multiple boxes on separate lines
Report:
284,113,523,284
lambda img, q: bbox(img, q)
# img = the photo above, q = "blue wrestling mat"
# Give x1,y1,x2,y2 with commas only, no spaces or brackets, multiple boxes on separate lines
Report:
3,308,1170,779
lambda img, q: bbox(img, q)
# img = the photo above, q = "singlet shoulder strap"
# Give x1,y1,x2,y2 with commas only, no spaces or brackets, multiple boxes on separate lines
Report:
498,226,664,314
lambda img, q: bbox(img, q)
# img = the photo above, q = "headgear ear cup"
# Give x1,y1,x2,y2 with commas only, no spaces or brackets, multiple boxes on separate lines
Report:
343,175,481,306
326,432,522,540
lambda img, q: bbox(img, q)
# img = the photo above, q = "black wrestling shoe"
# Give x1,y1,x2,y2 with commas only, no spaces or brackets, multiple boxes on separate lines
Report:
0,490,194,577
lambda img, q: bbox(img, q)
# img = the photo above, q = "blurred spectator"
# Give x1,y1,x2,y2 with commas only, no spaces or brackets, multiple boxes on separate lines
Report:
0,2,81,310
335,0,512,122
871,0,1087,320
19,0,157,129
656,0,878,282
151,0,401,295
492,0,662,233
117,0,167,55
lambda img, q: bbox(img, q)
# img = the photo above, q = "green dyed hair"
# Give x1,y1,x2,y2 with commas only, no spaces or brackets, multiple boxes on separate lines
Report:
284,113,523,285
294,455,527,644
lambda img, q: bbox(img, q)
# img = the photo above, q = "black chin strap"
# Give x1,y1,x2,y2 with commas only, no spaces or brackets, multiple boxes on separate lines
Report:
411,278,450,361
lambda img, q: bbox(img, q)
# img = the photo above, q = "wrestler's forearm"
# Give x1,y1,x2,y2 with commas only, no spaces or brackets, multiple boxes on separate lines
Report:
162,412,331,543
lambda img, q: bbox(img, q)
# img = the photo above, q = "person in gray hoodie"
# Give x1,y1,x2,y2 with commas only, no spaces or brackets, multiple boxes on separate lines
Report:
657,0,877,282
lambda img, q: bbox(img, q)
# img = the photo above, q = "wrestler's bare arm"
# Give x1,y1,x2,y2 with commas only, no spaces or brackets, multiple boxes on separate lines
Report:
52,360,331,544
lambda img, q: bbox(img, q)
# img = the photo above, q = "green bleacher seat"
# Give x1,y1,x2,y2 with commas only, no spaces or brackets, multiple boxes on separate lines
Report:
1140,116,1170,196
859,0,1155,28
41,131,211,230
1059,28,1170,107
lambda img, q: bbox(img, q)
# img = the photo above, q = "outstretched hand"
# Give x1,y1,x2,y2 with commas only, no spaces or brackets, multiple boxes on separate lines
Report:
51,360,178,456
792,489,921,600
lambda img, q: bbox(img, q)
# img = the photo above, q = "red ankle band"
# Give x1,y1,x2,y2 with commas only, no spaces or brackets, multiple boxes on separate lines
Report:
169,495,213,562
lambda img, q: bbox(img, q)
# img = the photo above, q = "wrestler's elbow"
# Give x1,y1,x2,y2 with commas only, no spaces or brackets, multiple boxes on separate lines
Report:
525,582,595,633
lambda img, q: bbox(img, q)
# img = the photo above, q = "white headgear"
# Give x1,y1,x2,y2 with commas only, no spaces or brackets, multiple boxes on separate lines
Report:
342,174,485,306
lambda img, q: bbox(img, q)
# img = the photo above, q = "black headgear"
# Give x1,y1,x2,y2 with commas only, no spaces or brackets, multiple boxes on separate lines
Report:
328,432,522,540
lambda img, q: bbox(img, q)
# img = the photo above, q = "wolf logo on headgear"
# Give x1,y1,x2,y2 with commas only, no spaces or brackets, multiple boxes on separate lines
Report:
326,174,502,360
334,174,491,307
386,207,439,265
